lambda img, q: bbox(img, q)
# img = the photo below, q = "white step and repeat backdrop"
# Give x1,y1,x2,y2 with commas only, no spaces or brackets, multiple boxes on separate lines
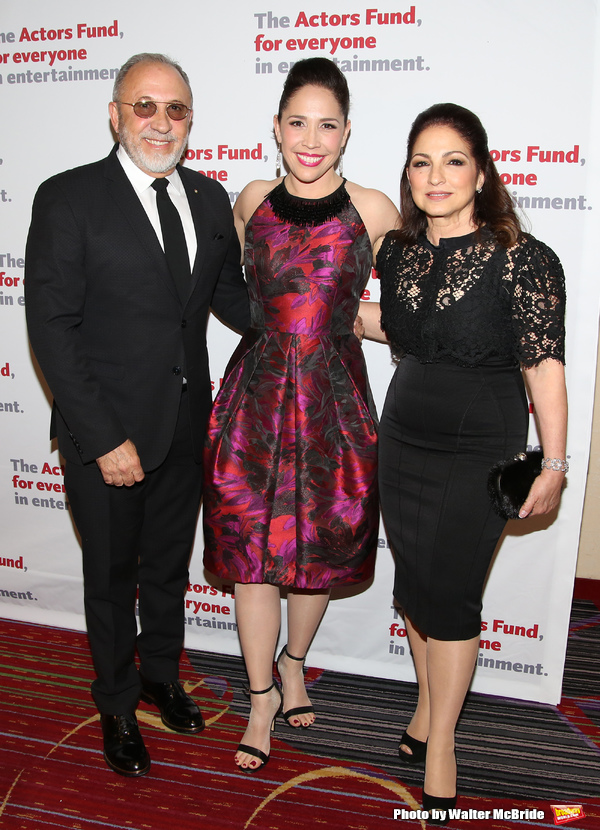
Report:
1,0,599,705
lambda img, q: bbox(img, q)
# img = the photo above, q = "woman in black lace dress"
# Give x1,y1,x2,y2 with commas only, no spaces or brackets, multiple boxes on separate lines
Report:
362,104,567,821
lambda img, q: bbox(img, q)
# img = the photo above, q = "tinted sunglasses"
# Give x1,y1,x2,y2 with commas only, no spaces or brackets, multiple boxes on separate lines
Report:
118,100,191,121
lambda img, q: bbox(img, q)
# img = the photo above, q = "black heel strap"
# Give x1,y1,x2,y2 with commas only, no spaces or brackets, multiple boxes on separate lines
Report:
248,682,275,695
282,646,306,662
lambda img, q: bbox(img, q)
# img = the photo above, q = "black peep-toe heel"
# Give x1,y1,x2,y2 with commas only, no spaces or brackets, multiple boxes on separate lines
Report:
422,790,457,826
398,728,428,764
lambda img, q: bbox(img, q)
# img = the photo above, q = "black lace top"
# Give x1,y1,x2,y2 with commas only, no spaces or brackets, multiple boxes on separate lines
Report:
378,229,566,368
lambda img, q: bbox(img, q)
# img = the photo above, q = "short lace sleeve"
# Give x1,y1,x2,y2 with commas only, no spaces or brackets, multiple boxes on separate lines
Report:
506,236,566,367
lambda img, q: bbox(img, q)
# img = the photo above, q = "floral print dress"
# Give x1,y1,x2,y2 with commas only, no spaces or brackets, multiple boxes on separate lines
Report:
203,180,378,588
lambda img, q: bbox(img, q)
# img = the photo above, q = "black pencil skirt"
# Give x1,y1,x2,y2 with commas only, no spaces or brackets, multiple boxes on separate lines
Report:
378,355,528,640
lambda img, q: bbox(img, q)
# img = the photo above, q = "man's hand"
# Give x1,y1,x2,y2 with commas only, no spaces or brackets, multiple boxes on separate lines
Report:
96,439,145,486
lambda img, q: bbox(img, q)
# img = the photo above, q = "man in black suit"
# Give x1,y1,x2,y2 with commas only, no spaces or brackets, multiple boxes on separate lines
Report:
25,53,249,777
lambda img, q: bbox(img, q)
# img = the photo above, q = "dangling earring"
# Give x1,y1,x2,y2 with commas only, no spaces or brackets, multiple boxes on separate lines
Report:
276,145,282,178
338,148,344,178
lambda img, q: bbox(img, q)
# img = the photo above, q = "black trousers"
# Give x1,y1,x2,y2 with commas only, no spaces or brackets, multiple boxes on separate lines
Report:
65,391,203,714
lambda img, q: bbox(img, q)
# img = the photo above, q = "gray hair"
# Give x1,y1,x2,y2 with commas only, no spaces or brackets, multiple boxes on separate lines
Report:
112,53,193,104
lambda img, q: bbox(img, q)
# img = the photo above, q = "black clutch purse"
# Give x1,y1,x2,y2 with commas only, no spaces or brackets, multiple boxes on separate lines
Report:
487,451,543,520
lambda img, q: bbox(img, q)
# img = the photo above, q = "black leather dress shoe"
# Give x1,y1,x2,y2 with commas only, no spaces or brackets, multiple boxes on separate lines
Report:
100,713,151,777
140,678,204,734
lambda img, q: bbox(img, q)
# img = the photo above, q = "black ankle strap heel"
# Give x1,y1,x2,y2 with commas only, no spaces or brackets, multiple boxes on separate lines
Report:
276,645,315,727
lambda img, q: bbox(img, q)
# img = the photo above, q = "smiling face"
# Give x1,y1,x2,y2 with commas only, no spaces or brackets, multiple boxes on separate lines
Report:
109,61,192,177
406,124,484,234
273,84,351,195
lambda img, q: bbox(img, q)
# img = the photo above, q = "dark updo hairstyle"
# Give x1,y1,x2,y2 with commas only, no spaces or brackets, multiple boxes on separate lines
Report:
277,57,350,123
394,103,522,247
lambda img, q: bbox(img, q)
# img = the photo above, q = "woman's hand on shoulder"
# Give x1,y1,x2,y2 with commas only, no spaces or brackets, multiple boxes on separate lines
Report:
345,181,399,256
233,178,281,262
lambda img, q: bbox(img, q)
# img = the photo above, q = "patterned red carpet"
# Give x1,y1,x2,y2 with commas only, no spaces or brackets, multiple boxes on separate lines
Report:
0,584,598,829
0,620,422,829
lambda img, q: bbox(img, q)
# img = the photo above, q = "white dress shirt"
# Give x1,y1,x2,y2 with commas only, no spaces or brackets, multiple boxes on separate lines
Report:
116,145,198,270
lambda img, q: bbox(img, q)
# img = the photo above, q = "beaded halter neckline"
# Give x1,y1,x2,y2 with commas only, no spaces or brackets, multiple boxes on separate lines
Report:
269,177,350,227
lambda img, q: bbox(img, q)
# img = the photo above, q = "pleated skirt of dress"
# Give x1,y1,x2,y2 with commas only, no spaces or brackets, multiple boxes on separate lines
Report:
203,328,378,589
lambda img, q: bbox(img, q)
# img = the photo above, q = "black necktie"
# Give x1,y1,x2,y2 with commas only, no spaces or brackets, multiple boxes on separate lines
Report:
151,177,191,302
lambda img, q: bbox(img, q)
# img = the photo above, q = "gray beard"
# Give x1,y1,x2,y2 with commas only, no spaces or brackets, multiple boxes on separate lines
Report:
119,125,187,174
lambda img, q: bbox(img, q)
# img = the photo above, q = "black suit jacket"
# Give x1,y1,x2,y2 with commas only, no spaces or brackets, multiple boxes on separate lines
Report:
25,145,249,470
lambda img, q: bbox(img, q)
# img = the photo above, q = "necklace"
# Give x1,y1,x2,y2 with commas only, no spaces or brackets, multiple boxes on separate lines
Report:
269,177,350,227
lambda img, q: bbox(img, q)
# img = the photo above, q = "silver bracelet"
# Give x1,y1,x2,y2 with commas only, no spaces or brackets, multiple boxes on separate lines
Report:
541,457,569,473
